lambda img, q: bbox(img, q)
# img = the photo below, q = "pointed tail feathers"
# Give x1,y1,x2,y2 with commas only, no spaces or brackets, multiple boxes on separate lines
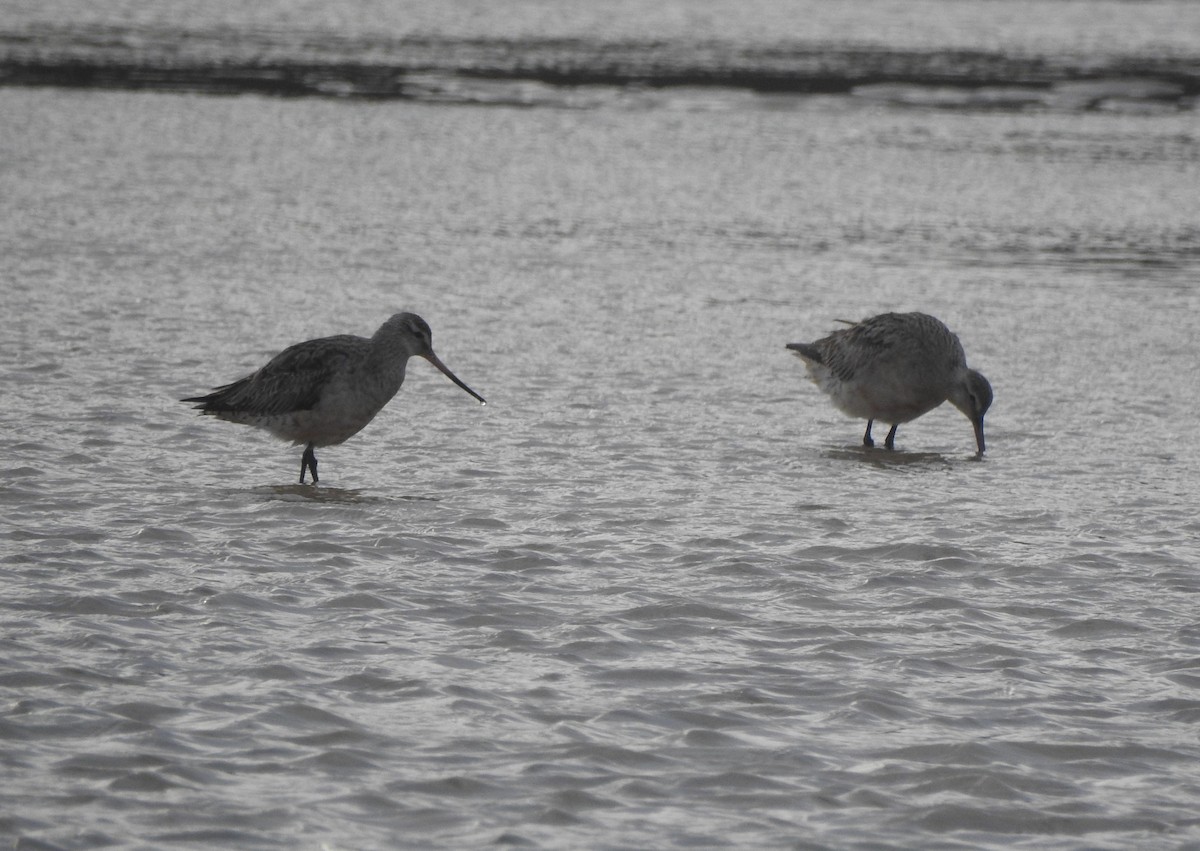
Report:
785,342,823,364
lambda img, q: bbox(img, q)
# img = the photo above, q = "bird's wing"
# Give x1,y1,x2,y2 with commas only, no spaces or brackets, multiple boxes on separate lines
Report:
819,319,897,382
194,335,364,415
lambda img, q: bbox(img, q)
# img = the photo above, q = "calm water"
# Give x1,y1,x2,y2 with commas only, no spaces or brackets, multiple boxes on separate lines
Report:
3,2,1200,849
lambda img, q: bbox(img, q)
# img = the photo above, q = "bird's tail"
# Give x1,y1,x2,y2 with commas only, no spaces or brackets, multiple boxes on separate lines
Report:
181,378,249,413
785,342,823,364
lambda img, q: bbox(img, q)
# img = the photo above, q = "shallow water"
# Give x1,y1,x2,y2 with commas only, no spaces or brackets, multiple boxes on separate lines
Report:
8,0,1200,54
3,48,1200,851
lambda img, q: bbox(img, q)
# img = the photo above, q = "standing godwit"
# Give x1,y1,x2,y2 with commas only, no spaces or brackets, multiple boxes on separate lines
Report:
183,312,486,483
785,312,992,454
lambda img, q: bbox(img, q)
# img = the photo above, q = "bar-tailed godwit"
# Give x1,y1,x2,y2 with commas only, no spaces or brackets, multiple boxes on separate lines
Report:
786,312,992,454
183,312,485,483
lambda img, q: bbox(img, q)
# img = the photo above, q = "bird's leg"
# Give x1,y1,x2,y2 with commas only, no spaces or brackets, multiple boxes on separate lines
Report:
884,424,898,450
300,443,319,484
862,419,875,448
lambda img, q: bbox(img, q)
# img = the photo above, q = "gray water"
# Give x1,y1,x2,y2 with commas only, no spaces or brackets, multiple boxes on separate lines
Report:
8,0,1200,54
3,12,1200,849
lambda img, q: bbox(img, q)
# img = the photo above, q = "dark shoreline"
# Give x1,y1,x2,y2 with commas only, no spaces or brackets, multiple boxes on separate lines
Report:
3,32,1198,107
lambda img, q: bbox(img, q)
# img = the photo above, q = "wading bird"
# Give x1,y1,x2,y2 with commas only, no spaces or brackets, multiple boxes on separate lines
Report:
786,312,992,454
183,312,485,483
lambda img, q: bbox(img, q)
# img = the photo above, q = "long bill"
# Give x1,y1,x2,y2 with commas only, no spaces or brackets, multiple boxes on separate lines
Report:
424,353,487,405
972,416,986,455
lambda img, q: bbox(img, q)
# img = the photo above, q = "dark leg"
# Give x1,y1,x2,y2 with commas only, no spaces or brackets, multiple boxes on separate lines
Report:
300,443,319,484
884,424,898,450
862,419,875,447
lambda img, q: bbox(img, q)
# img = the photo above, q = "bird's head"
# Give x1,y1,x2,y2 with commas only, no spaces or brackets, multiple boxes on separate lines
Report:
380,312,435,359
380,312,486,405
949,369,992,454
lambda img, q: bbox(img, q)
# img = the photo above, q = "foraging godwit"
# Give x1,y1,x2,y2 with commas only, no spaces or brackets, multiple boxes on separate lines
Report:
183,312,485,483
786,312,992,454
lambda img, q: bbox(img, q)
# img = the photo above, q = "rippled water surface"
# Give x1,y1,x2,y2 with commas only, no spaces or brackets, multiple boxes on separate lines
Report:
8,0,1200,53
3,17,1200,849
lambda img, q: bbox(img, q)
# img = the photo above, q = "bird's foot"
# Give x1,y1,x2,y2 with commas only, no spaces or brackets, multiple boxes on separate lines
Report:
862,420,875,448
300,444,319,485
